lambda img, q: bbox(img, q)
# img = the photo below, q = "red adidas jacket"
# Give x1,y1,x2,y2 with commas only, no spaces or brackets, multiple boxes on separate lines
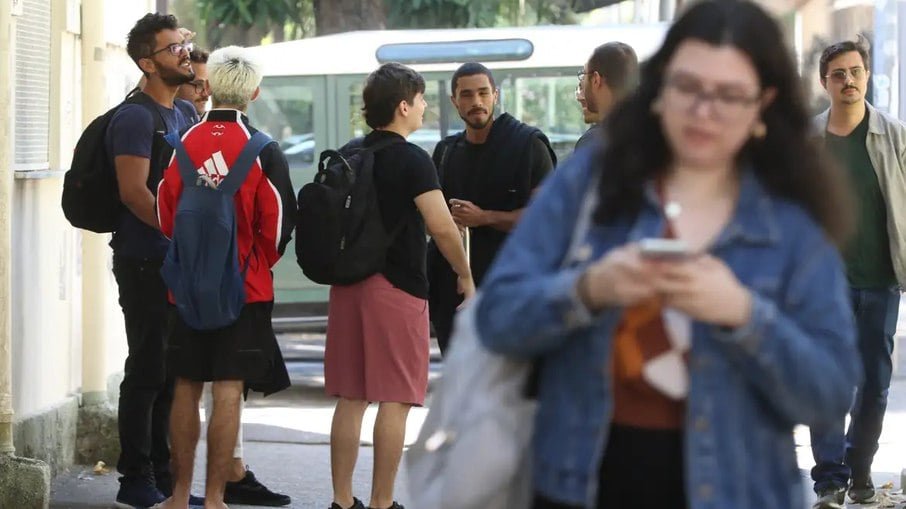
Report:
157,109,296,303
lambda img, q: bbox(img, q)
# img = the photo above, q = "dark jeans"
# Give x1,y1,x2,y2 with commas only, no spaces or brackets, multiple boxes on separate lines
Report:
532,425,686,509
113,255,173,481
810,286,899,491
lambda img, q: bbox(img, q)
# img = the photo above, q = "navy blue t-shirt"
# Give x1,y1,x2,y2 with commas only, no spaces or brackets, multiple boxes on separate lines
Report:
105,96,197,259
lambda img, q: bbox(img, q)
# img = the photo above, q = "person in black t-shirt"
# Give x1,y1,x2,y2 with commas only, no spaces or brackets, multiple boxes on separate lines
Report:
324,63,474,509
428,62,556,353
105,13,202,509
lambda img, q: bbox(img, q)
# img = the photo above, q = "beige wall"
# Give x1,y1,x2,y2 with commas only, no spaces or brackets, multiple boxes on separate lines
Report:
11,0,156,419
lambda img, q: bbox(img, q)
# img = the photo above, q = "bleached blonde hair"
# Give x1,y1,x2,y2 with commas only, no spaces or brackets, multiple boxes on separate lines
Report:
207,45,262,109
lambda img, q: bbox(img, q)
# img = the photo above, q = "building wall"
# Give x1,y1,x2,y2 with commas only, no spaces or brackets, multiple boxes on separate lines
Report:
11,0,155,443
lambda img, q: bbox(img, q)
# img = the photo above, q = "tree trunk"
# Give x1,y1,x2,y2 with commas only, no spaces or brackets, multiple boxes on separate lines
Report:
313,0,386,35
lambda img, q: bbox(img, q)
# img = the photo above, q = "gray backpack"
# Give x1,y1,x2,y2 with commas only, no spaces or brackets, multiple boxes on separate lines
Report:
405,178,598,509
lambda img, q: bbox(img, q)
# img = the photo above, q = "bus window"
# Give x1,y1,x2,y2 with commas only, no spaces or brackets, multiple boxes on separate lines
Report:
247,77,320,191
502,75,586,162
247,76,326,305
346,78,445,156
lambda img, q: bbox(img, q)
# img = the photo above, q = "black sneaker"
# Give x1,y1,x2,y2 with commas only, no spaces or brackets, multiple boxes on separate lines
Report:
329,498,365,509
154,472,205,507
368,503,404,509
224,469,291,506
848,476,877,504
115,476,166,509
812,485,846,509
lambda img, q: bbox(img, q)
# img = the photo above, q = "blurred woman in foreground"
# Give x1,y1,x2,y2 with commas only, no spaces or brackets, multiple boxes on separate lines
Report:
475,1,860,508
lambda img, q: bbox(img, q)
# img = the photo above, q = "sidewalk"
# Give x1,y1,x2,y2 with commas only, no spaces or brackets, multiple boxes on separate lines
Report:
50,310,906,509
50,386,422,509
50,380,906,509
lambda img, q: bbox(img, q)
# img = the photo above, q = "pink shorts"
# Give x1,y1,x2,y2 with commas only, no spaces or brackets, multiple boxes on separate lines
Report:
324,274,430,405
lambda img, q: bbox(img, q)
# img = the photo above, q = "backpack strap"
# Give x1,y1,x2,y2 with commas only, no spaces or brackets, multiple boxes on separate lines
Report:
125,91,167,134
164,132,200,187
218,132,274,196
358,135,406,240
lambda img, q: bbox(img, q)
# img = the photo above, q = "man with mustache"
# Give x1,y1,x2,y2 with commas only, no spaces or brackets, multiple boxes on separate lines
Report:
809,38,906,509
428,62,556,353
176,48,211,116
105,13,199,509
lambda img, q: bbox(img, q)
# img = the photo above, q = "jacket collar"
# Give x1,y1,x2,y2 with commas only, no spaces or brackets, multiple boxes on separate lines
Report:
639,167,779,248
201,108,249,124
816,101,885,136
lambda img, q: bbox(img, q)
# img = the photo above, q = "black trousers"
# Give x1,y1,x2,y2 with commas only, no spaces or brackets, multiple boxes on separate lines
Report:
533,425,687,509
113,256,173,480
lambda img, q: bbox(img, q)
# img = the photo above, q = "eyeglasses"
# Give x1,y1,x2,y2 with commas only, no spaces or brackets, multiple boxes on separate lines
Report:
825,67,866,83
577,69,587,83
146,41,194,58
186,79,210,95
662,74,761,120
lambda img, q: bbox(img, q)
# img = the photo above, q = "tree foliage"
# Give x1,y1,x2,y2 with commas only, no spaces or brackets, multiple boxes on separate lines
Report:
186,0,628,47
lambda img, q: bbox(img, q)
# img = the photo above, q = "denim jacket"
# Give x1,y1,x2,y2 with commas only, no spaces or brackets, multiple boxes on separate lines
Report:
814,102,906,287
475,149,860,508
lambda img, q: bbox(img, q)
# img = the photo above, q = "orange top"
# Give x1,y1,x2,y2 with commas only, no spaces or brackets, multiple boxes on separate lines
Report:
610,298,685,429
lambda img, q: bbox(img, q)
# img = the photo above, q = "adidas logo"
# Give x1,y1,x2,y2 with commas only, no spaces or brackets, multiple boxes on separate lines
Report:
196,151,229,187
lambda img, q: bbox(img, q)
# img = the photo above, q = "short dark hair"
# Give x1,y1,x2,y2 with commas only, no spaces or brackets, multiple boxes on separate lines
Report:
189,48,209,64
819,37,870,81
126,13,179,67
587,42,639,99
362,63,426,129
451,62,496,95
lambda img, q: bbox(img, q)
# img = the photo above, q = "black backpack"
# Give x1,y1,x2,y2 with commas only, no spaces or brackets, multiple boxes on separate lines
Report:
62,91,165,233
295,136,404,285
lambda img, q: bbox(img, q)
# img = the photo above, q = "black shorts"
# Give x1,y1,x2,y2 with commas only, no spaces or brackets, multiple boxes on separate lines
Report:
166,301,290,395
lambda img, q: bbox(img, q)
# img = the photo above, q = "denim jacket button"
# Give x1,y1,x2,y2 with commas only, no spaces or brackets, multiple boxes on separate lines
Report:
694,417,709,431
564,310,578,328
698,483,714,500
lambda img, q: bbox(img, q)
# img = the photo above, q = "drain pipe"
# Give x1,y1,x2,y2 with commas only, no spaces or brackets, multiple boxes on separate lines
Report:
0,0,16,456
80,0,109,405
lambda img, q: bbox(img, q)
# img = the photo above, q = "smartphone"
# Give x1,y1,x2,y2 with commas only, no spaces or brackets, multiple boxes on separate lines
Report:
638,238,689,261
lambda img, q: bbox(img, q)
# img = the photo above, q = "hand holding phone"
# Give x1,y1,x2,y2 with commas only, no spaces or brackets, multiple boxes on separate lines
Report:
638,238,689,261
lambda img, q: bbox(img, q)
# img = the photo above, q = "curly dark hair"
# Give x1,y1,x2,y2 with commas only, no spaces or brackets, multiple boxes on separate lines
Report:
362,63,426,129
126,13,179,68
189,48,210,65
596,0,852,245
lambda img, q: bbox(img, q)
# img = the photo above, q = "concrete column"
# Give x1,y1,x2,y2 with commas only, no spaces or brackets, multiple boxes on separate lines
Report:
0,0,17,458
80,0,109,405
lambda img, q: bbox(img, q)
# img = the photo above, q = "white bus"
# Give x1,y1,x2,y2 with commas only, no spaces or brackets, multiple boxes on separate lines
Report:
245,24,668,313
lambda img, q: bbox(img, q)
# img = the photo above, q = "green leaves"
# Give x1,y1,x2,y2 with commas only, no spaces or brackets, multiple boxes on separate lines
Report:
197,0,306,29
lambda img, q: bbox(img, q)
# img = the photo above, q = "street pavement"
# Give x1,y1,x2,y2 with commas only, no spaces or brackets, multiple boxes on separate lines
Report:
48,377,906,509
47,299,906,508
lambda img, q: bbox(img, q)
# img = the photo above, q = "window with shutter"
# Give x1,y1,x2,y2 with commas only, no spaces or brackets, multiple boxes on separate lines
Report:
14,0,51,169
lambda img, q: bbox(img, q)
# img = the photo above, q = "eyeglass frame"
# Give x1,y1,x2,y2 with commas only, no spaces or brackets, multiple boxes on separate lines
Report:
824,66,866,83
145,41,194,59
186,78,210,95
662,74,763,121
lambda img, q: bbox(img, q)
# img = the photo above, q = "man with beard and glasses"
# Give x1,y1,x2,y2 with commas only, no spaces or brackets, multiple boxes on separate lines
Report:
574,42,638,150
105,12,200,509
176,48,211,116
809,38,906,509
427,62,556,353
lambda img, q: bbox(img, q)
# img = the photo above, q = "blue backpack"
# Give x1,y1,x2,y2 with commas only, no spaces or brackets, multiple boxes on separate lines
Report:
161,131,273,331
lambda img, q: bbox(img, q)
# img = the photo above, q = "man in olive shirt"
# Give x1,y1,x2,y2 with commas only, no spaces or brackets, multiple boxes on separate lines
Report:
810,39,906,509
